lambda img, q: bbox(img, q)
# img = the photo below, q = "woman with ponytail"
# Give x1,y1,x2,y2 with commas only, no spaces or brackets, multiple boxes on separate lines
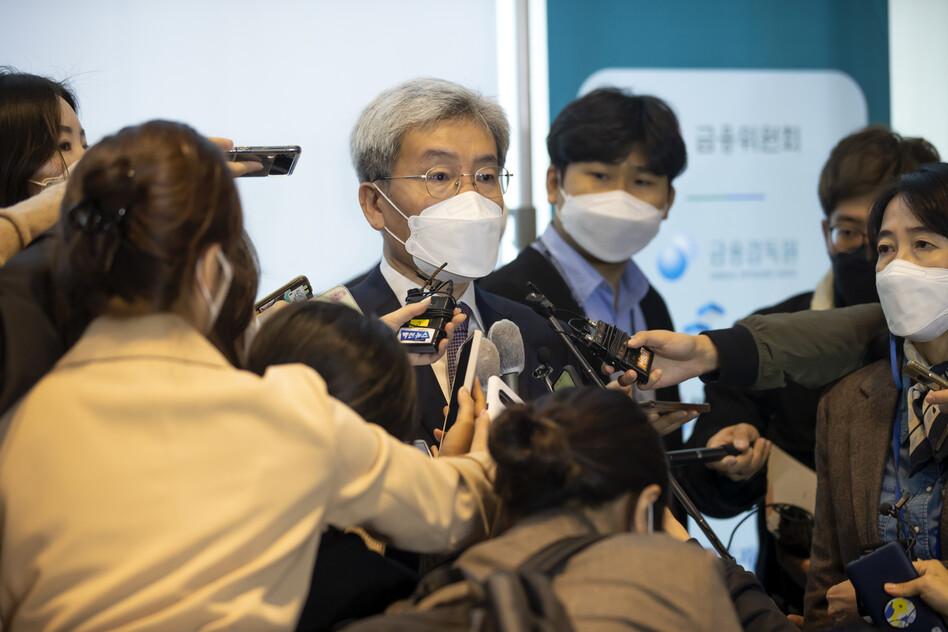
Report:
0,120,494,632
451,387,743,631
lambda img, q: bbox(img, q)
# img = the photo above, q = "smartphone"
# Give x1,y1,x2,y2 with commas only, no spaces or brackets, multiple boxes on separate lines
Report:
846,541,946,630
312,285,364,315
639,400,712,414
553,365,582,391
255,275,313,314
903,361,948,391
485,375,523,420
441,330,483,439
227,145,301,177
666,445,741,467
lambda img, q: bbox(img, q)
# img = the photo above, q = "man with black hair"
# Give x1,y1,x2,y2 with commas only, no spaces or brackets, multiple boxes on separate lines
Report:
480,87,689,424
680,126,940,615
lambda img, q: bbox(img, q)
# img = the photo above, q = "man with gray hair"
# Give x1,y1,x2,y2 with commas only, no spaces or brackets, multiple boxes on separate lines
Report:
346,77,567,447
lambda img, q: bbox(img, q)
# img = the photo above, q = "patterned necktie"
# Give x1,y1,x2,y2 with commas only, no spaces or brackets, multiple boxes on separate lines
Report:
907,361,948,473
447,302,472,388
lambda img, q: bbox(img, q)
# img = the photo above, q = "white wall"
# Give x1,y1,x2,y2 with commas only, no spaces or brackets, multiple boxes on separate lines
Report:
0,1,499,296
889,0,948,155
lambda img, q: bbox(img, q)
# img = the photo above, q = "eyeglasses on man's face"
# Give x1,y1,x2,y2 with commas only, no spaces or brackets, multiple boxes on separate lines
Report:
829,223,869,254
378,166,512,199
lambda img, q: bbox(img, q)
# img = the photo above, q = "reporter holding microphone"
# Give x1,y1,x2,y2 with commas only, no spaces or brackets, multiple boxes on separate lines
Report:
0,121,495,631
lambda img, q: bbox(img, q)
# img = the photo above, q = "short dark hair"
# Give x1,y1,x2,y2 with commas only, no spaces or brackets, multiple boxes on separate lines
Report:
868,162,948,250
490,387,668,523
55,120,243,326
818,125,939,218
245,301,418,441
547,87,687,182
0,68,80,206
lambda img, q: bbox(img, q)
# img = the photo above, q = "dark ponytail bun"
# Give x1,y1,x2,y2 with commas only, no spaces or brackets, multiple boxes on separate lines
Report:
489,387,669,521
490,405,580,514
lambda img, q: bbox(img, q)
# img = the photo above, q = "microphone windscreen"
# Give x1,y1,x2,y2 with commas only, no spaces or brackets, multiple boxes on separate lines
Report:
488,319,525,374
879,502,893,516
476,337,501,388
537,346,552,365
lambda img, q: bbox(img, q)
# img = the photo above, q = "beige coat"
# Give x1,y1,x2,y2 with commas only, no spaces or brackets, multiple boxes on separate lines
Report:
0,313,495,631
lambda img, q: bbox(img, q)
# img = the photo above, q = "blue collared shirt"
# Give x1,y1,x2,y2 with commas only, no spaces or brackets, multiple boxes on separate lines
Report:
877,390,948,560
535,224,650,334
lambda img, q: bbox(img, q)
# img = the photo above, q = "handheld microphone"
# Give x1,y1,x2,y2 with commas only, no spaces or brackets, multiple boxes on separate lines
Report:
476,338,501,391
487,319,525,394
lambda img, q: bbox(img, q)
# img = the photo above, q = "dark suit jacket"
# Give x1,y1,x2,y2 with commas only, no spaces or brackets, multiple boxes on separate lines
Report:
803,360,947,630
348,265,569,446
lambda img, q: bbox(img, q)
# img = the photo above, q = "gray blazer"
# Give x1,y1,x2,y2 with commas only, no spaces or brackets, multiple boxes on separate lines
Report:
804,359,948,629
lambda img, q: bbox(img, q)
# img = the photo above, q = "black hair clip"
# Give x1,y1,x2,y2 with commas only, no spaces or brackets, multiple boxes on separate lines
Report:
67,200,127,235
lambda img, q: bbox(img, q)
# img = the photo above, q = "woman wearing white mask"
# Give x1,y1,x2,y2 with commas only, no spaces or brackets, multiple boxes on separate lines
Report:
0,69,87,263
805,162,948,629
0,120,495,631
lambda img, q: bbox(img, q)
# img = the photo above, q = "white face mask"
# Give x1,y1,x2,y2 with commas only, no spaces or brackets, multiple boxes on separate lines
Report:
196,248,234,331
876,259,948,342
374,186,504,283
28,164,73,190
558,188,664,263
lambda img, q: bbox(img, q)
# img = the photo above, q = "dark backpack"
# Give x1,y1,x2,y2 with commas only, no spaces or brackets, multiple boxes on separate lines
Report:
337,534,605,632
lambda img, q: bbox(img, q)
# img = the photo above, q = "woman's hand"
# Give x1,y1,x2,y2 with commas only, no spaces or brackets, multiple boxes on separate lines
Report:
885,560,948,617
433,378,490,457
207,137,264,177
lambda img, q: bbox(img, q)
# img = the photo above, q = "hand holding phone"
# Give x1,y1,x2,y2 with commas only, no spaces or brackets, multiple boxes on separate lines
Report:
847,541,947,629
255,275,313,314
227,146,301,177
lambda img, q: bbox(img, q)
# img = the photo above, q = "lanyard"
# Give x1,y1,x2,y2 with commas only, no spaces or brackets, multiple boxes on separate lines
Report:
890,334,909,541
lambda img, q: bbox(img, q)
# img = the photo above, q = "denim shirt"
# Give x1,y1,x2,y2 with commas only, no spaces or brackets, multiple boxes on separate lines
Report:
535,224,650,334
877,389,948,560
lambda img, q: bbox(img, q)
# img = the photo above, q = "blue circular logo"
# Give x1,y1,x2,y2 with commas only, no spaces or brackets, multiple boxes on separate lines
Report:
656,234,697,281
885,597,917,628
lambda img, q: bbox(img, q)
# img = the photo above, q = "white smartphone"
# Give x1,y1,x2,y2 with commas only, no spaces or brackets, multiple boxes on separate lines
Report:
485,375,524,421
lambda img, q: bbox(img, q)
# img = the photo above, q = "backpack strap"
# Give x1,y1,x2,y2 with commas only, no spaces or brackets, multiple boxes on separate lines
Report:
407,565,468,605
517,534,607,576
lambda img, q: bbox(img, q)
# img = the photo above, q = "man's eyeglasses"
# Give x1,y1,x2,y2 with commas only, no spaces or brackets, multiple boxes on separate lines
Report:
829,224,869,254
378,166,512,199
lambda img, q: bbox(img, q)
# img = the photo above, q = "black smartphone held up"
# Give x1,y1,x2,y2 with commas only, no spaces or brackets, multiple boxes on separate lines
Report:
227,145,301,177
639,400,712,414
903,360,948,391
441,330,483,440
254,275,313,314
846,541,947,630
